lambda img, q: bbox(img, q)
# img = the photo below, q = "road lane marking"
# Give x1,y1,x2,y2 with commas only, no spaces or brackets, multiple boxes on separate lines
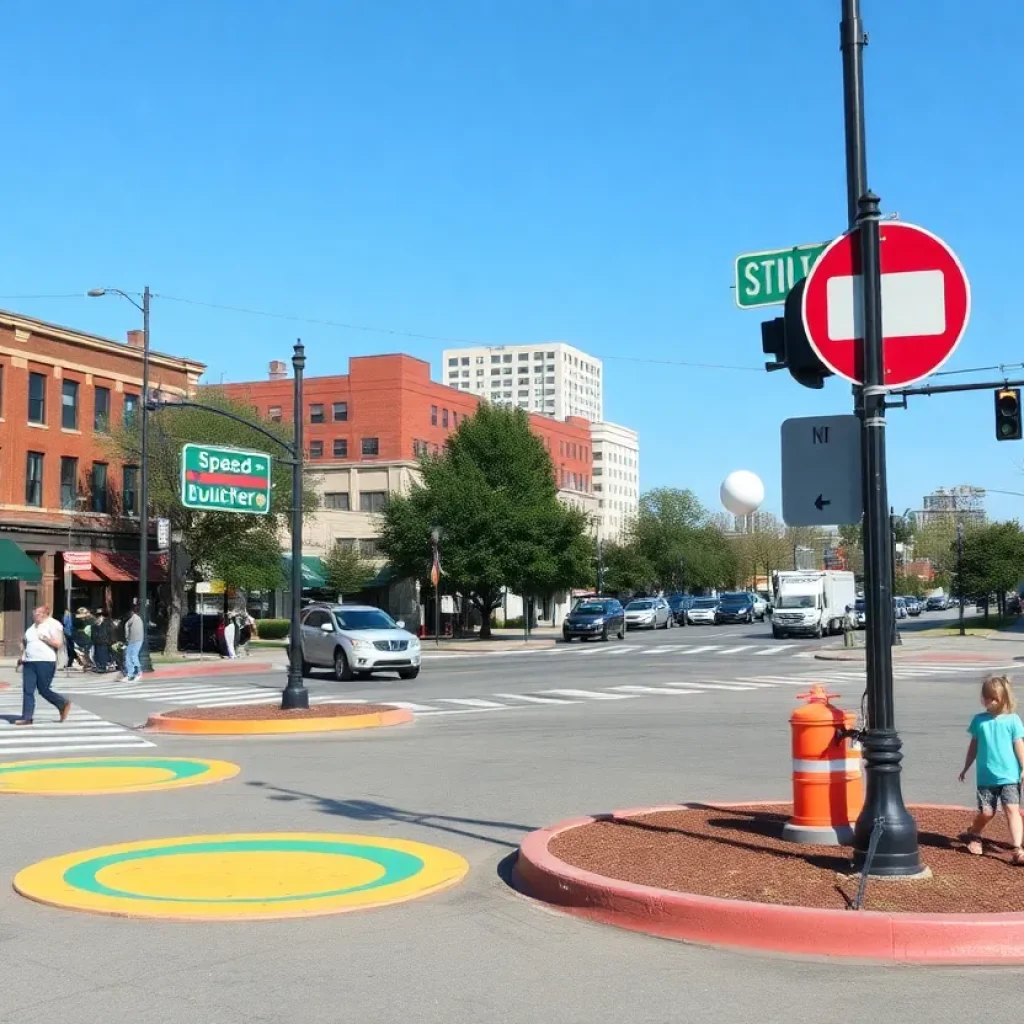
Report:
664,682,760,692
435,698,508,708
539,689,634,700
608,685,705,695
493,693,579,705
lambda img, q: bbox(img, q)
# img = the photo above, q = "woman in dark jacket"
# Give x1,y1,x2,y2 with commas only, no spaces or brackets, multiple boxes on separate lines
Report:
91,609,114,672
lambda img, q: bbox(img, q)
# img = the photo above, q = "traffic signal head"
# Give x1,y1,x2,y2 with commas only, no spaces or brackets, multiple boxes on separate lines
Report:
760,279,832,390
995,388,1022,441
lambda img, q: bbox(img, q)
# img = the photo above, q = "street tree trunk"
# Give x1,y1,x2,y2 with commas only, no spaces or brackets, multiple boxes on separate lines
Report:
164,538,191,656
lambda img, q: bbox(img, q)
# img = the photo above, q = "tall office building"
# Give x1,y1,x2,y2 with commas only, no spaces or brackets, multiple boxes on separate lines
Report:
591,422,639,543
918,485,986,526
440,342,603,422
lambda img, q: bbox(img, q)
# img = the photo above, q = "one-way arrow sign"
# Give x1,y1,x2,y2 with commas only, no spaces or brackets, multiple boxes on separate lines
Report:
781,416,861,526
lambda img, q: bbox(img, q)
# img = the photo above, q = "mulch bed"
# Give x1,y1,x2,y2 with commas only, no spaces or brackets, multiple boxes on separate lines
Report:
158,703,397,721
549,805,1024,914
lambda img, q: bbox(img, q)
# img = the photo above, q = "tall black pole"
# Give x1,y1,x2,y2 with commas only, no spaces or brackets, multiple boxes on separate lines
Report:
957,521,966,636
842,0,921,875
281,341,310,710
596,538,604,594
430,531,440,646
890,509,901,646
138,286,154,673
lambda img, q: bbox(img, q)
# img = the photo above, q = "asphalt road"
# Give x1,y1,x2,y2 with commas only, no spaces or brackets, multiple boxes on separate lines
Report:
3,607,1020,1024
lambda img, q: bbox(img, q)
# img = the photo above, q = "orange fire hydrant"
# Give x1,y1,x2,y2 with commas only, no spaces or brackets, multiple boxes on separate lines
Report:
782,684,864,846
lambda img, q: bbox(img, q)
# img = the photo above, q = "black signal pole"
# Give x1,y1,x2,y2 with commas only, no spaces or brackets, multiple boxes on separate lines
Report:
841,0,922,875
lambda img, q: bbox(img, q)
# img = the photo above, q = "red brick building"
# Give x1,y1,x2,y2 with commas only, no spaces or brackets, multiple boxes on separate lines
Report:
0,309,204,653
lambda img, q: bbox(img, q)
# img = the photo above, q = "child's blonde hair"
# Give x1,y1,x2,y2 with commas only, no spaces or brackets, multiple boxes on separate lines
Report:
982,675,1017,715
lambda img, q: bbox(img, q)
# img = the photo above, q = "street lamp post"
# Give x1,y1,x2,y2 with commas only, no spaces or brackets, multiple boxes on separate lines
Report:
679,557,686,627
430,528,441,646
957,520,966,637
88,286,154,672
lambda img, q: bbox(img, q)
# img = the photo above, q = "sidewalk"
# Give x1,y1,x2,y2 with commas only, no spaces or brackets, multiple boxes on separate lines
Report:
420,628,559,654
816,631,1024,663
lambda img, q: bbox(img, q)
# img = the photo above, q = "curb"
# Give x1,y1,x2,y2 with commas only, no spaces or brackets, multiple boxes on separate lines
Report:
512,801,1024,964
144,661,275,679
145,706,413,736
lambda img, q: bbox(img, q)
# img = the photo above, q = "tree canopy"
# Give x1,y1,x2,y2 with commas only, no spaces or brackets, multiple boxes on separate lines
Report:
321,542,377,597
377,404,593,636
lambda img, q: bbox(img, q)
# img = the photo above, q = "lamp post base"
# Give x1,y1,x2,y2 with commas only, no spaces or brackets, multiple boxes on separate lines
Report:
139,641,154,674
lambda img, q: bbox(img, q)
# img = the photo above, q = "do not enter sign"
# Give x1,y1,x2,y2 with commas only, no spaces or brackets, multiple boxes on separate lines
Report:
801,222,970,387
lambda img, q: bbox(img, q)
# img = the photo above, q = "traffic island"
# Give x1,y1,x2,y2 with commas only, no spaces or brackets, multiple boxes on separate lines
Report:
146,702,413,735
14,832,468,920
513,802,1024,963
0,757,239,795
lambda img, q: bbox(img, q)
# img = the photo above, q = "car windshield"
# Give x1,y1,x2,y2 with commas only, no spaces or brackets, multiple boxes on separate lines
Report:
719,593,750,605
777,595,816,609
692,598,718,609
334,609,398,631
627,601,654,610
575,603,608,615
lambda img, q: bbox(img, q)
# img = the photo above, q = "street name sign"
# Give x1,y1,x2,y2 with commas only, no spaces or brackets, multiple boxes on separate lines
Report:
781,415,861,527
180,444,272,515
801,222,970,387
734,242,828,309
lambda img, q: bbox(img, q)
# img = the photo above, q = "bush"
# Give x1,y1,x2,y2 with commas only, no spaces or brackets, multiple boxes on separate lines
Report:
501,616,526,628
255,618,290,640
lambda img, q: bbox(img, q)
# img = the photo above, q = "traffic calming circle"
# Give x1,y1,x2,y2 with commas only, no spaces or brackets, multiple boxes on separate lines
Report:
14,833,469,920
0,758,240,796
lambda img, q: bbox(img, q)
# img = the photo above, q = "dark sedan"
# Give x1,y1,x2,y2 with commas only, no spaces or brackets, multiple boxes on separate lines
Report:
667,594,693,625
714,593,757,625
562,599,625,642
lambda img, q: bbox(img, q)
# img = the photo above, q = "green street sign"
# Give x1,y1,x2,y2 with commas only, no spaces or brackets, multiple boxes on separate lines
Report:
734,242,828,309
180,443,272,515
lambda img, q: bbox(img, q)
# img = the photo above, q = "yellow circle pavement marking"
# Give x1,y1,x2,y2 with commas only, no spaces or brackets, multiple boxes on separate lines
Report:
14,833,469,920
0,758,240,796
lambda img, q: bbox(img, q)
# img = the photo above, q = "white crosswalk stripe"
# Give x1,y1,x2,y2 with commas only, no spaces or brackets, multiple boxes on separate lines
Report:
538,688,634,700
492,693,579,705
608,685,706,695
435,698,507,708
0,694,153,757
658,681,760,692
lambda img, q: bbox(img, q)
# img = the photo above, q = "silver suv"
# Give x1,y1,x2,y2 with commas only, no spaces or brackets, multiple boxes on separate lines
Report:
300,604,421,681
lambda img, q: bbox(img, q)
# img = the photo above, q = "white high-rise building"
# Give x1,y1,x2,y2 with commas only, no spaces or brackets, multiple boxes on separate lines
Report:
591,421,639,543
441,341,603,421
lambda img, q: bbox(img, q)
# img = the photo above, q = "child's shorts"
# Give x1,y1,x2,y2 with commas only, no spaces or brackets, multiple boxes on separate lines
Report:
977,784,1022,812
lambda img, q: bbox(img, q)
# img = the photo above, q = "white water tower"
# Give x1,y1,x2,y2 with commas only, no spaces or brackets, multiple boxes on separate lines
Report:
720,470,765,517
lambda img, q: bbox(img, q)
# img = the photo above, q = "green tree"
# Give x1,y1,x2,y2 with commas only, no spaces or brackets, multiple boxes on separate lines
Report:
730,514,789,588
320,542,377,597
377,404,592,637
108,389,312,653
959,522,1024,615
600,540,654,595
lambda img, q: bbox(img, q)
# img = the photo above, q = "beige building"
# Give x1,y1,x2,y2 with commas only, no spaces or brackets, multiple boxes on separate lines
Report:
591,421,640,542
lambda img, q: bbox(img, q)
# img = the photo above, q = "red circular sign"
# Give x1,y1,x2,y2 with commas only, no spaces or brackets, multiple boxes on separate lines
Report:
801,222,970,387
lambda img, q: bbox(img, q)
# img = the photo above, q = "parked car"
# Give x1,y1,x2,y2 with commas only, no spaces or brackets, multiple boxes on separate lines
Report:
562,599,626,642
853,599,867,628
667,594,694,625
624,598,671,630
715,592,761,625
686,597,719,625
894,597,907,620
299,603,420,681
904,596,921,617
178,613,223,652
925,595,948,611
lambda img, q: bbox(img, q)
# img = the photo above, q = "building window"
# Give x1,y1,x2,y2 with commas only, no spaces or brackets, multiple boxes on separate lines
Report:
518,389,529,397
359,491,387,513
332,402,348,422
412,439,427,457
503,354,512,363
28,371,46,424
491,355,501,364
25,452,44,507
91,462,109,513
461,370,469,378
94,386,111,432
448,357,458,366
452,411,458,426
268,406,282,423
449,371,458,379
124,393,139,425
309,440,324,459
323,492,350,511
461,357,469,366
430,405,438,425
333,438,348,458
60,457,78,509
309,404,325,424
61,380,79,430
476,368,484,376
123,465,138,516
491,368,501,376
518,353,529,361
361,437,379,457
442,408,449,428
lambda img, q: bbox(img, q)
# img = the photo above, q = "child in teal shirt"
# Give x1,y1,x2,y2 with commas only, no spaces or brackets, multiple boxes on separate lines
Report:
959,675,1024,864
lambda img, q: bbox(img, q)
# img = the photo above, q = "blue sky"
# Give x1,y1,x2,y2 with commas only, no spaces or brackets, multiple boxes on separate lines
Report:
3,0,1023,521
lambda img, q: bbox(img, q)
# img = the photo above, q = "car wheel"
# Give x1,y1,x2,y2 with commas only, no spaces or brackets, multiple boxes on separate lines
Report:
398,667,420,680
562,635,573,643
617,627,625,640
772,627,783,640
601,627,609,642
333,647,353,682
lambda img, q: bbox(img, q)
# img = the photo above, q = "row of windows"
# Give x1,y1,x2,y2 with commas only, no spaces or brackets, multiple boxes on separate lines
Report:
558,470,590,493
321,491,387,513
263,402,349,425
307,437,378,460
449,367,556,380
22,453,137,514
448,351,558,367
558,441,590,461
429,405,460,429
16,369,138,433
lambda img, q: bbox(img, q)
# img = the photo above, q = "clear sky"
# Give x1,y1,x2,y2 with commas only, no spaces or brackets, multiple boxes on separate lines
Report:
3,0,1022,521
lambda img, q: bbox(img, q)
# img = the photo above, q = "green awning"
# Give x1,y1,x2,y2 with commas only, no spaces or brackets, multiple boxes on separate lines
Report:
0,539,42,582
365,564,398,589
282,555,326,589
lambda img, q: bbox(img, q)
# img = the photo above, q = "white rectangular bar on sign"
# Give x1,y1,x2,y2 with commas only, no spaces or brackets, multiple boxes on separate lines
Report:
826,270,946,341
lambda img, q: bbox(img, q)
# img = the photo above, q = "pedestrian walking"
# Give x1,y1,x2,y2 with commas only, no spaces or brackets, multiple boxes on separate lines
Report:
14,605,71,726
215,614,227,658
236,610,255,657
62,607,80,671
959,675,1024,864
73,606,94,671
91,608,114,672
122,605,145,682
843,604,857,649
223,611,238,659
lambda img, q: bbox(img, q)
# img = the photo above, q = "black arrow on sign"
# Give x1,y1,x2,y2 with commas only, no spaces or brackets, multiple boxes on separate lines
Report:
814,494,831,511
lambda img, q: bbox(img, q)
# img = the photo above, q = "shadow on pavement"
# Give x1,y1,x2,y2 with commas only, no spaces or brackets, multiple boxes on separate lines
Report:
246,780,534,848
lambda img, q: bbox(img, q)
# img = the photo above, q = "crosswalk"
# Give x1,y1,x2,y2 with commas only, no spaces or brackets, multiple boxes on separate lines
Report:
424,642,807,661
44,661,998,724
0,692,154,757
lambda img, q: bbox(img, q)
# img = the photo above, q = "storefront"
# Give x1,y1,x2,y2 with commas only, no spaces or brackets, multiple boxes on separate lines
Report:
0,539,44,655
60,551,168,622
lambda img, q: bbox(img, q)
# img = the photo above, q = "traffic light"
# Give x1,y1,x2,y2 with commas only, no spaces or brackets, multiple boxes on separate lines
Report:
995,388,1022,441
760,279,832,390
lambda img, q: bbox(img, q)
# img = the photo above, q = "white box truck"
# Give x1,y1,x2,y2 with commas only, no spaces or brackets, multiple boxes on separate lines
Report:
771,571,858,639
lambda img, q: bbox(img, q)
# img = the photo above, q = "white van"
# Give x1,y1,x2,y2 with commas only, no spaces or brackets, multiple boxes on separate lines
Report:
771,571,858,639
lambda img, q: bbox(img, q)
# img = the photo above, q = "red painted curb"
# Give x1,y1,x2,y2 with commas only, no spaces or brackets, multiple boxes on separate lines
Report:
145,662,274,679
513,802,1024,964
